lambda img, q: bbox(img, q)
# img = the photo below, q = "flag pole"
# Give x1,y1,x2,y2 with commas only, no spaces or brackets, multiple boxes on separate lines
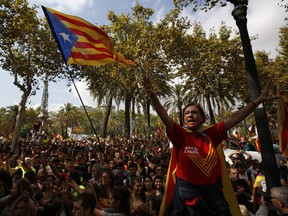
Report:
65,65,100,145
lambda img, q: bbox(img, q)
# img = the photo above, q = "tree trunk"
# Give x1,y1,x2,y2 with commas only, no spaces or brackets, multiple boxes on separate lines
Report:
205,94,216,124
11,93,29,152
102,95,113,138
124,94,131,139
178,102,183,126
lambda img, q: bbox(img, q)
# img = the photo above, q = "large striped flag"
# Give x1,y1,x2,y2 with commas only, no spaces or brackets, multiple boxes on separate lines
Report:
42,6,134,66
278,89,288,158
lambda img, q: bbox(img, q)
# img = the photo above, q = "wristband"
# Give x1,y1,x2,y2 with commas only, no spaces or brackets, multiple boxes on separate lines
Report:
251,101,258,108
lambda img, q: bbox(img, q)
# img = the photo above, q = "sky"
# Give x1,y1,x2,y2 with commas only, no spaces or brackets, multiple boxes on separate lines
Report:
0,0,286,112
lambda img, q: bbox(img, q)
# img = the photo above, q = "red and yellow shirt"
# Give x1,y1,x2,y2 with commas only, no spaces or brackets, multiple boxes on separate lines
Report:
167,121,227,185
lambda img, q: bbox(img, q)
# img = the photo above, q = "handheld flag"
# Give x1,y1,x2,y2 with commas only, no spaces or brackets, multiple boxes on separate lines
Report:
42,6,134,66
277,89,288,158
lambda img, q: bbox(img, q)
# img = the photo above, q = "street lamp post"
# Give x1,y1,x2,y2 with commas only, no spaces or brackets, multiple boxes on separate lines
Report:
228,0,281,190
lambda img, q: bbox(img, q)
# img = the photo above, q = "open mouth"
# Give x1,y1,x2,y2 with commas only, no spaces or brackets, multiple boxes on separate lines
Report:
187,118,196,123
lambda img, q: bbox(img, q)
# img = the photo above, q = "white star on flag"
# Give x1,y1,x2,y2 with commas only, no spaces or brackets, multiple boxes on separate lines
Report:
59,32,71,43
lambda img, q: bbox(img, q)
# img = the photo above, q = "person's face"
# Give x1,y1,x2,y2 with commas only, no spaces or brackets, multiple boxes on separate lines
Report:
154,178,163,190
91,167,98,178
156,167,163,175
101,173,111,185
183,105,205,130
230,168,239,181
10,183,19,197
116,166,124,176
144,177,153,189
37,169,45,180
65,161,75,171
109,161,116,169
72,200,89,216
107,192,118,208
129,167,137,177
13,200,27,216
133,182,143,194
45,176,54,189
270,193,283,212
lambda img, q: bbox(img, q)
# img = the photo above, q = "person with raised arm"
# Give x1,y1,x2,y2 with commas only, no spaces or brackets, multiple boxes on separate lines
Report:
143,77,278,216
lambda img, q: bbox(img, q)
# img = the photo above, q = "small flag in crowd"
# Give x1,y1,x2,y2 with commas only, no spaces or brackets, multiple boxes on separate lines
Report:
42,6,134,66
157,119,163,140
248,124,257,138
277,89,288,158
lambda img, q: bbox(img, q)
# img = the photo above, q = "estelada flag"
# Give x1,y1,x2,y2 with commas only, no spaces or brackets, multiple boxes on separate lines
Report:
277,89,288,158
159,126,241,216
42,6,134,66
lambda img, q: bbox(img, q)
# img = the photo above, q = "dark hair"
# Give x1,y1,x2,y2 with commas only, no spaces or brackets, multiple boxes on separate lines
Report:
0,169,12,196
76,192,96,215
43,198,65,216
17,178,34,198
111,186,131,216
128,162,137,169
12,195,30,215
69,170,82,185
154,175,164,182
24,170,37,184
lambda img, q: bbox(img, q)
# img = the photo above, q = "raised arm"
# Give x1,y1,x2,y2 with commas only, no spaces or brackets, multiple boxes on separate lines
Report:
224,80,278,130
143,77,175,132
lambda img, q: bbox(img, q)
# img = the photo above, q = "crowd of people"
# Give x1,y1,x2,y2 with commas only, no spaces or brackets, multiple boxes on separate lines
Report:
0,133,172,216
0,79,287,216
0,132,287,216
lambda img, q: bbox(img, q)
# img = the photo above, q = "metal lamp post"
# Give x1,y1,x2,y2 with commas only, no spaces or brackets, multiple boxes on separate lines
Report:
228,0,281,190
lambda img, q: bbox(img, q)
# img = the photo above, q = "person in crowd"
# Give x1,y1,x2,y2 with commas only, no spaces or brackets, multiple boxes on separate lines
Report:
236,162,255,190
153,175,165,215
90,163,103,185
123,162,138,189
10,195,30,216
154,175,165,199
155,164,164,179
42,174,59,204
95,170,114,209
143,175,156,202
255,186,288,216
0,178,38,216
247,160,259,179
228,149,252,168
94,185,132,216
229,166,254,214
66,170,86,197
0,169,12,199
0,180,20,215
43,197,71,216
143,76,278,216
36,168,46,191
112,162,128,186
253,162,287,211
72,192,96,216
130,176,146,216
278,159,288,183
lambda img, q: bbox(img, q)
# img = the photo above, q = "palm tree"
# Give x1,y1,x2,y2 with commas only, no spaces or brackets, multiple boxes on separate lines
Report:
57,103,80,137
163,83,190,126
